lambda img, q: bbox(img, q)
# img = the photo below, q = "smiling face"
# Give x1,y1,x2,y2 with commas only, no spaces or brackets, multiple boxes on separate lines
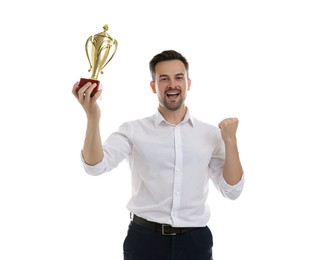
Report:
150,59,191,112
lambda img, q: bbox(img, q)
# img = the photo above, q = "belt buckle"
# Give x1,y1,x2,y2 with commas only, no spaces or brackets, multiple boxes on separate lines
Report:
162,224,176,236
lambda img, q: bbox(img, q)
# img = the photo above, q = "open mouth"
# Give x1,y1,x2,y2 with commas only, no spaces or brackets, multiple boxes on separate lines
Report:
165,90,181,100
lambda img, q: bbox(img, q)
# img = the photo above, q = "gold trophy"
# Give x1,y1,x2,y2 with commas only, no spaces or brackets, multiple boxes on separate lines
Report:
78,24,118,96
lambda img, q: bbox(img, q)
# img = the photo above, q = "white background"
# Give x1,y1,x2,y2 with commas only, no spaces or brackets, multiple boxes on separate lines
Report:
1,0,324,259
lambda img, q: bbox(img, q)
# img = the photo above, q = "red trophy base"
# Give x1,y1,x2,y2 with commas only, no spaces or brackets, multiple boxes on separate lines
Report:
78,78,100,97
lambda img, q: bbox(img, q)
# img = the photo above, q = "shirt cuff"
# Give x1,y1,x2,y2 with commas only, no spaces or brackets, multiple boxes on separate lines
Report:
219,173,245,200
80,151,106,176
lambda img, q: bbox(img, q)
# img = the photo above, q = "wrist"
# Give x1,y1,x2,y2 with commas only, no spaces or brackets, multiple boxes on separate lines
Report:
87,116,100,125
223,137,237,145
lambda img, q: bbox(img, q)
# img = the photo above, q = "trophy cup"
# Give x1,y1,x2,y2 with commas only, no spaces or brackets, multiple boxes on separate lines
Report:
78,24,118,96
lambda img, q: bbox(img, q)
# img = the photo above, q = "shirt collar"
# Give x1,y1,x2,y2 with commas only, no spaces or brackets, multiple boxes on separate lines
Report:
153,108,195,128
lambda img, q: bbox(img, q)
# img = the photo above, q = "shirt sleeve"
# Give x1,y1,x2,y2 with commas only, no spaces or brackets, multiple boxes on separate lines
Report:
215,173,245,200
81,122,133,176
209,160,245,200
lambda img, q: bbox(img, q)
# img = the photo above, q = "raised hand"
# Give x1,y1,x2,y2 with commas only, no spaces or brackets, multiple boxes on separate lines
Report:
218,117,239,144
72,81,102,121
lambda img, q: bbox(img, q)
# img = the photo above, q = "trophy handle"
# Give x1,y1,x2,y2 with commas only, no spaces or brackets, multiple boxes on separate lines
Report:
85,36,93,72
101,39,118,72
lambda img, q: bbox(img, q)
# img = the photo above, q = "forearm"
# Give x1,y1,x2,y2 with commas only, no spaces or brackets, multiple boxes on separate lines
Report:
82,119,104,165
222,139,243,185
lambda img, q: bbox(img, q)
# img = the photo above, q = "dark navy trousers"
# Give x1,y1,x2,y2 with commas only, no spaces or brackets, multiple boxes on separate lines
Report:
123,221,213,260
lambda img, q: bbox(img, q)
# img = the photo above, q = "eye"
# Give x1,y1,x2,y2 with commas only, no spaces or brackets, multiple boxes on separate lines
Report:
160,76,169,82
176,75,184,80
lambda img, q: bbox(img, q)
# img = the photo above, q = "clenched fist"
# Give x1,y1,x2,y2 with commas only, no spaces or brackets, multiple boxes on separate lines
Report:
218,118,239,143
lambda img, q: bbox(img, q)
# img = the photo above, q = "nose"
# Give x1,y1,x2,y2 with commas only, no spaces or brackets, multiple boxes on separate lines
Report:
169,78,178,89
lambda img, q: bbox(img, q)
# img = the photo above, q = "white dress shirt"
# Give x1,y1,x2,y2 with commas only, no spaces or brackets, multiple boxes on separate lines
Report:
81,109,244,227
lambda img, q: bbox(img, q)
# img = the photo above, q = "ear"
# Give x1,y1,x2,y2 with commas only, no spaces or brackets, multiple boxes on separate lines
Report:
150,81,157,93
187,78,192,91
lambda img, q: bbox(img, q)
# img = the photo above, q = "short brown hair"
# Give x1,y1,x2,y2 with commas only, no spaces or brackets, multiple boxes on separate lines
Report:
149,50,189,81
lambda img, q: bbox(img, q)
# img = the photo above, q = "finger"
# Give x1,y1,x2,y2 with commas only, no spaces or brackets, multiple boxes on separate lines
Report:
218,119,227,129
229,118,239,126
72,81,81,98
78,82,92,94
218,118,238,128
76,82,93,101
91,89,102,102
84,83,97,97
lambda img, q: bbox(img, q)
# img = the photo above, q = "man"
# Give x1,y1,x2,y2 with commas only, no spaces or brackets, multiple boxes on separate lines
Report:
72,50,244,260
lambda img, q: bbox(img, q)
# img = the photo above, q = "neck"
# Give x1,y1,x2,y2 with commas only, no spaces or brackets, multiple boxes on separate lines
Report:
158,106,187,125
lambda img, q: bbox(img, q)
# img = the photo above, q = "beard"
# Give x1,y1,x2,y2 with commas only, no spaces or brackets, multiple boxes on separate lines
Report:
159,93,186,111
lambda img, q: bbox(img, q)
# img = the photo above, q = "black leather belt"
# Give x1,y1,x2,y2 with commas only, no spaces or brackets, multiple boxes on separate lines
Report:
132,214,200,236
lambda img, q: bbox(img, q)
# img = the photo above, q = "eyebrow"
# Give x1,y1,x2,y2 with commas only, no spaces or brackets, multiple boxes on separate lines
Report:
159,73,185,79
